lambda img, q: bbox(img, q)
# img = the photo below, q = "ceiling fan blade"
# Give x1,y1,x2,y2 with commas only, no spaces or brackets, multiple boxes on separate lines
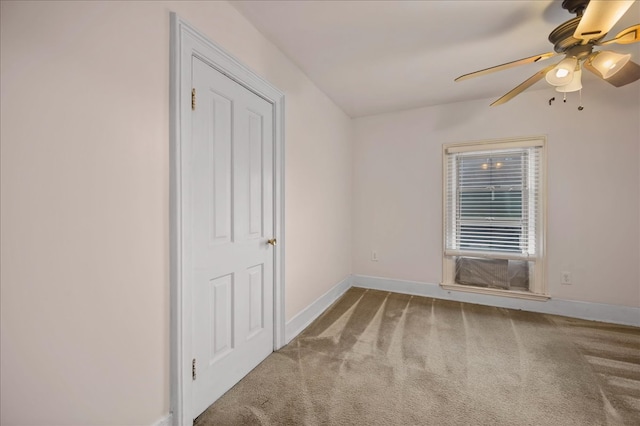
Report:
598,24,640,46
574,0,635,41
490,64,558,106
455,52,556,82
585,58,640,87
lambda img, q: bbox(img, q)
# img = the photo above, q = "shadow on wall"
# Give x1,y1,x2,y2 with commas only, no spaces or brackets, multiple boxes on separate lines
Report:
432,100,486,132
430,4,544,50
543,0,570,24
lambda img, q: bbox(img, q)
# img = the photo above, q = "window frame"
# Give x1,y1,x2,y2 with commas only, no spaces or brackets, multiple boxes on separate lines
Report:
441,136,548,299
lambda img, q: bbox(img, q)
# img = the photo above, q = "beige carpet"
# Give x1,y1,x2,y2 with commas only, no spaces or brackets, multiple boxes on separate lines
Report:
196,288,640,425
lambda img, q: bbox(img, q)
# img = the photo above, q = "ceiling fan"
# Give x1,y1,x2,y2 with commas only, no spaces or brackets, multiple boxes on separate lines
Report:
455,0,640,106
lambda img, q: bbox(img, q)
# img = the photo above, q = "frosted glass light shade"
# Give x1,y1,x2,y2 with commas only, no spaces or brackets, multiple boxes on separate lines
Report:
590,50,631,79
546,57,578,86
556,69,582,92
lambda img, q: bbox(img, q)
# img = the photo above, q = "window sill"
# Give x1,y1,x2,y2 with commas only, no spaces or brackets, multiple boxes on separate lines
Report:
440,283,550,301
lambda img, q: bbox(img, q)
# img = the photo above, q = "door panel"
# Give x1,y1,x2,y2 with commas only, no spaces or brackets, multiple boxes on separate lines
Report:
210,274,233,361
191,56,274,418
247,110,263,238
209,92,233,245
247,264,264,337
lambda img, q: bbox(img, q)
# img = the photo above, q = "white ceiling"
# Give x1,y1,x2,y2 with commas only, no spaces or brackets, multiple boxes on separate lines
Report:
232,0,640,117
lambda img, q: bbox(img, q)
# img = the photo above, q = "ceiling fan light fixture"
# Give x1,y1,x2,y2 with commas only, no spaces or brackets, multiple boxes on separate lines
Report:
556,69,583,92
545,57,578,86
590,50,631,78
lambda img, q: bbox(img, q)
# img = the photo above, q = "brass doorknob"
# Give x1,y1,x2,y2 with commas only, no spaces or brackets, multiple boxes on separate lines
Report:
267,238,277,246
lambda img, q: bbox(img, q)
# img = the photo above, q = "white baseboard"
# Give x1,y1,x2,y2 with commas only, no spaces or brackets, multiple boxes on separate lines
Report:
151,413,173,426
352,274,640,327
285,275,353,343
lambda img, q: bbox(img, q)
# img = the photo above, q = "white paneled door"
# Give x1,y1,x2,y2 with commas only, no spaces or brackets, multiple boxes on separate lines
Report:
191,56,274,418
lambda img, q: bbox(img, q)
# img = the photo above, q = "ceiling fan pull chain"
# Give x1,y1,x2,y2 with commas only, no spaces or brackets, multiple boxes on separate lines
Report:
563,93,567,103
578,89,584,111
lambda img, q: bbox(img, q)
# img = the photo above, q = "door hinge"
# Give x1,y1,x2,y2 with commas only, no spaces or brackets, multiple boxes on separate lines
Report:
191,88,196,111
192,358,196,380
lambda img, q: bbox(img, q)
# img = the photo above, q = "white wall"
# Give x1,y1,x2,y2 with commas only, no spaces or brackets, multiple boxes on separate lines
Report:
0,1,352,425
353,83,640,308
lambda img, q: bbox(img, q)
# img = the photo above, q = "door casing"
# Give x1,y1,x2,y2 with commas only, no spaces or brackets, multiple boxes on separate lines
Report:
169,13,285,425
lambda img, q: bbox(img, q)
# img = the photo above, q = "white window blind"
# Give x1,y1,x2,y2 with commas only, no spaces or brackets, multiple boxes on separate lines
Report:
444,145,542,261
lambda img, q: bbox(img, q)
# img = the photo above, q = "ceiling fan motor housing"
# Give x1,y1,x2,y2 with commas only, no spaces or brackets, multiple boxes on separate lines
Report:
552,0,611,53
549,16,605,53
549,17,586,52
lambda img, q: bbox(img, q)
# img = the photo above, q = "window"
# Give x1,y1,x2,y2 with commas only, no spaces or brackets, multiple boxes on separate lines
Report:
442,137,547,298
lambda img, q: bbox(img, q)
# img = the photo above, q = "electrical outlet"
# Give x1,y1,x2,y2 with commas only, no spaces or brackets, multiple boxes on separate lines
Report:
561,271,572,285
371,250,378,262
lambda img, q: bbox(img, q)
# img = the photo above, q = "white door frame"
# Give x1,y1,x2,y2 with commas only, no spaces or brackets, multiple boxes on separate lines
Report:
169,13,285,425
